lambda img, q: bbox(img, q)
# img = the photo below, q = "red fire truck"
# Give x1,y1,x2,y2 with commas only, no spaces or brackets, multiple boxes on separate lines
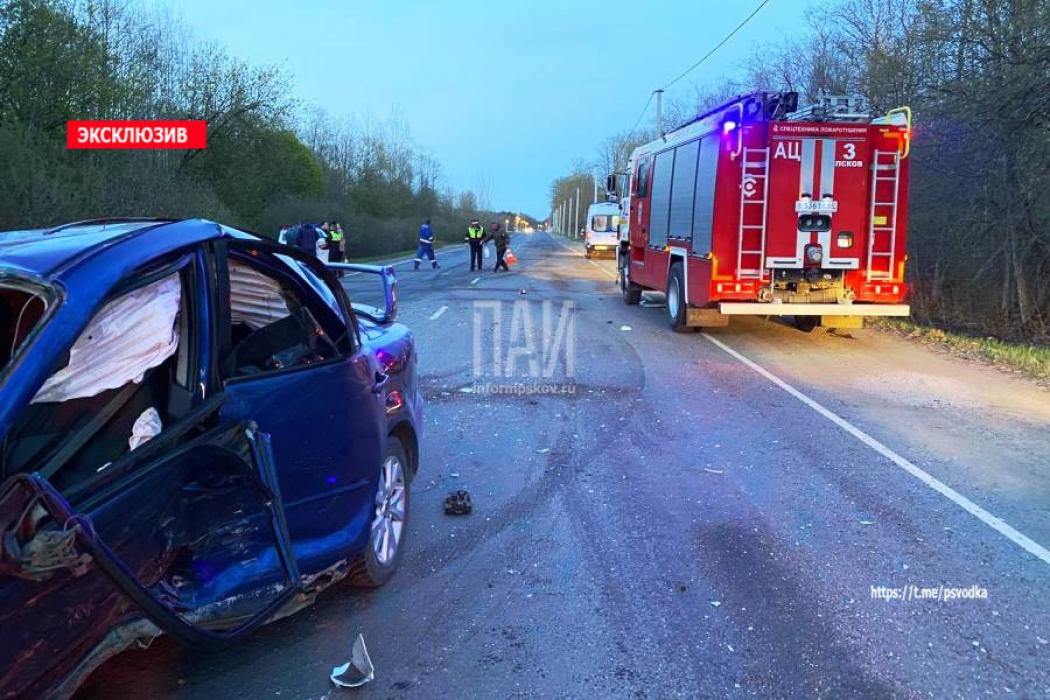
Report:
610,92,912,332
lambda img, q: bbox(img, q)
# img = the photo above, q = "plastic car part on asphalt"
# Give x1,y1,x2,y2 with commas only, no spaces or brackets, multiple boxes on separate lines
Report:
444,490,472,515
330,633,374,688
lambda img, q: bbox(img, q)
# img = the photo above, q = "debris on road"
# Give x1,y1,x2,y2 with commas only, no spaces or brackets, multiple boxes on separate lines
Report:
330,634,374,689
444,490,473,515
859,520,875,526
536,447,551,454
710,601,721,608
639,298,666,308
703,468,724,475
519,288,528,295
619,325,632,331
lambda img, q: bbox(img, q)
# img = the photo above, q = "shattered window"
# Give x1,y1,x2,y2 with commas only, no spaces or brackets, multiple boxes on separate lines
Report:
226,256,339,377
32,273,181,403
0,283,50,376
2,272,185,487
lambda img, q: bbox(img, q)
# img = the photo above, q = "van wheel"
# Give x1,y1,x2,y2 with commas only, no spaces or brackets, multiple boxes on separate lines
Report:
667,263,689,333
349,437,410,588
794,315,820,333
619,259,641,305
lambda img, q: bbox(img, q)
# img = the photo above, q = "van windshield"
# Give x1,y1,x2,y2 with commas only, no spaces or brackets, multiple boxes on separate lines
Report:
0,282,52,377
591,215,617,232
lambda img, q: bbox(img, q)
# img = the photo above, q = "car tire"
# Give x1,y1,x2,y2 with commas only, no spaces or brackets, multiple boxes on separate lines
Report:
349,437,410,588
666,263,689,333
584,245,593,259
794,315,820,333
619,256,641,305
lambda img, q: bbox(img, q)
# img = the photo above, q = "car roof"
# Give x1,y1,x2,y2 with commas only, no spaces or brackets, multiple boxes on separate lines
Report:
0,218,234,279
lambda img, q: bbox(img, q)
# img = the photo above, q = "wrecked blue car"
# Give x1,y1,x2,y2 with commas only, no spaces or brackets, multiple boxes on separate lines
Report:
0,219,422,698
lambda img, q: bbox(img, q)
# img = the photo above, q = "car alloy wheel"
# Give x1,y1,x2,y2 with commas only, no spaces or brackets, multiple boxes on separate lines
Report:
370,454,406,565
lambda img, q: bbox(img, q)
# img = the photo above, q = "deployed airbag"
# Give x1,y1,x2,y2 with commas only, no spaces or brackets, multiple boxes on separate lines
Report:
229,261,291,330
32,274,181,404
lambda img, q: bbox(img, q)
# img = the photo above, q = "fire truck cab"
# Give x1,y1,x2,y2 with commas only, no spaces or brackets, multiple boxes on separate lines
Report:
611,92,912,332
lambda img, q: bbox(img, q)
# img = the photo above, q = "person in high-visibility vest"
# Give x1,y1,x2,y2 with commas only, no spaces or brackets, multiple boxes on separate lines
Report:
465,219,485,271
414,219,439,270
328,222,345,262
328,222,346,277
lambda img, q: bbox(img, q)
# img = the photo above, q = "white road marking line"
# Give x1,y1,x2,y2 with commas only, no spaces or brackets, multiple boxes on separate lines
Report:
429,305,448,321
703,332,1050,568
470,277,480,285
546,233,616,279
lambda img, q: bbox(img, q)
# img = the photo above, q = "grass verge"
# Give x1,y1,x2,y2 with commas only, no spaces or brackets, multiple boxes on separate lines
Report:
873,318,1050,382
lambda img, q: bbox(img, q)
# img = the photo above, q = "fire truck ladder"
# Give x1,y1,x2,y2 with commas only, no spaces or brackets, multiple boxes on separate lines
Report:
737,147,770,280
867,150,901,282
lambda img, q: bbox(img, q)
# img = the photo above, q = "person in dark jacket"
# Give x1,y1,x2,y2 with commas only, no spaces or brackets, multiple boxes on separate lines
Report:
490,223,510,272
285,223,322,256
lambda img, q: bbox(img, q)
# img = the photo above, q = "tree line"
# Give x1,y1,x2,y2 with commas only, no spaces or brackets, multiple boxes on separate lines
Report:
0,0,501,257
551,0,1050,342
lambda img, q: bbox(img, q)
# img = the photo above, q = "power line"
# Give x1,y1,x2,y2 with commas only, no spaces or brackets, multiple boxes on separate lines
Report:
660,0,774,91
623,0,774,142
626,91,655,139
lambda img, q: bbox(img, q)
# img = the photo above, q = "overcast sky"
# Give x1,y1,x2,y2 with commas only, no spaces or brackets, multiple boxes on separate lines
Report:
174,0,808,217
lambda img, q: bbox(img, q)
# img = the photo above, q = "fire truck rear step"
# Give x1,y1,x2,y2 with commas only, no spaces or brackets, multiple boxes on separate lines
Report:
718,302,910,317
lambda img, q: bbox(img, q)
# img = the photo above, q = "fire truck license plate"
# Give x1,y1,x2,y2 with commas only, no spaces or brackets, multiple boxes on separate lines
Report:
795,200,838,213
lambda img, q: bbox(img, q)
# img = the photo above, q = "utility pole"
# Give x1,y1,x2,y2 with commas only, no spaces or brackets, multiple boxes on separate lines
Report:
574,187,581,238
655,88,665,138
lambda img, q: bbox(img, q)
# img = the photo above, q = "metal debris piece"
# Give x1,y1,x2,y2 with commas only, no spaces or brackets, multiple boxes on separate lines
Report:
703,468,724,475
710,601,721,608
519,288,528,295
330,633,374,688
444,490,473,516
619,325,632,331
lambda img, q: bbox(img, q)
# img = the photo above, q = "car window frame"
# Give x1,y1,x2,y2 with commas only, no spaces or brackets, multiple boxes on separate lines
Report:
1,250,202,491
215,240,357,385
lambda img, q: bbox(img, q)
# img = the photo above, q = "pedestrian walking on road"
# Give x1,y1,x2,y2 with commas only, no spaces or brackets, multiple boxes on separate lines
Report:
415,218,439,270
466,219,485,271
491,223,510,272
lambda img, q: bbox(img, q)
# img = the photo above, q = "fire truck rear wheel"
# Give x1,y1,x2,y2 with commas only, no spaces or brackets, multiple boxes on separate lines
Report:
666,263,690,333
620,261,641,305
794,315,820,333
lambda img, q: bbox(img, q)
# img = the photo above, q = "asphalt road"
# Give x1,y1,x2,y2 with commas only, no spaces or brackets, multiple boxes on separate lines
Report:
79,232,1050,699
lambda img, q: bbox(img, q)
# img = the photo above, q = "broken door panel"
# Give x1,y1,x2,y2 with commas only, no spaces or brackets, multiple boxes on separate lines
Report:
0,421,300,699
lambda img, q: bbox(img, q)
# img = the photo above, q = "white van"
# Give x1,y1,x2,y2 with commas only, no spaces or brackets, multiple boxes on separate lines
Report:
583,202,620,258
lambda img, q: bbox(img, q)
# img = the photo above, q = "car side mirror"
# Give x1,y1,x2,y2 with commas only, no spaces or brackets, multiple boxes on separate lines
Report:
606,174,617,195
